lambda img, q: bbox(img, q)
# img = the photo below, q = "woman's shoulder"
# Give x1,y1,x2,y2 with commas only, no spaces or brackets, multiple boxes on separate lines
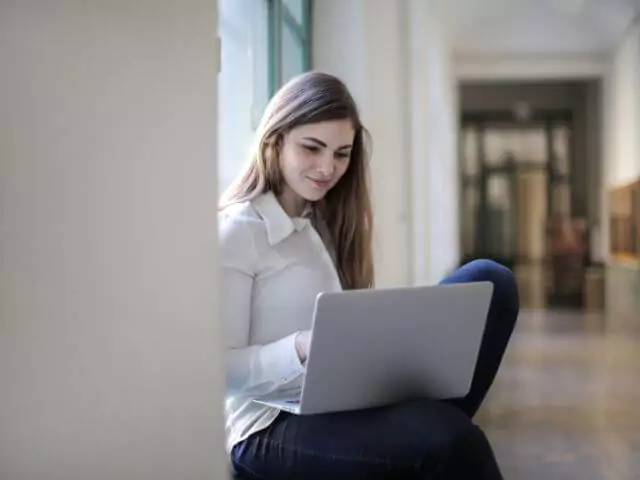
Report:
220,195,271,229
219,200,256,238
217,200,268,266
219,199,257,223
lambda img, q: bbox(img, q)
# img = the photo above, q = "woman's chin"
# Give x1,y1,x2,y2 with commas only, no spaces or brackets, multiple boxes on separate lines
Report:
301,190,327,202
298,185,329,201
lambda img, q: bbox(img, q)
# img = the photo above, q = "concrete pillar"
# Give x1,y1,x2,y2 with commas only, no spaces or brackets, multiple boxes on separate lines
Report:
0,2,227,479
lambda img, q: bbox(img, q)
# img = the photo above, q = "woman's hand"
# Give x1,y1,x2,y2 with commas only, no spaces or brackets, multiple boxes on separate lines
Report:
295,330,312,364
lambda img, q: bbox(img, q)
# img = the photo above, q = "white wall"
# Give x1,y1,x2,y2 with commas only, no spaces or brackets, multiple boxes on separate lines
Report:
601,18,640,259
313,0,460,287
414,0,461,283
604,19,640,184
0,2,227,479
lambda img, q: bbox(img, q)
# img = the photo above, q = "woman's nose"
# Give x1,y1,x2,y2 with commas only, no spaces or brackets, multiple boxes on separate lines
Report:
316,154,335,176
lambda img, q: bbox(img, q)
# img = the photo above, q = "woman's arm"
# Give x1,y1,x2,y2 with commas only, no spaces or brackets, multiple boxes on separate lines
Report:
220,215,305,397
222,266,305,396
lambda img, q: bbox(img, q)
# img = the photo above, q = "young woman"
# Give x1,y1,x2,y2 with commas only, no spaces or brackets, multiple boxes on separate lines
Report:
219,71,519,479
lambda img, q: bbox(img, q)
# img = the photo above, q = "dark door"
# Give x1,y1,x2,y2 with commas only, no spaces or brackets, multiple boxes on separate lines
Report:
460,111,582,308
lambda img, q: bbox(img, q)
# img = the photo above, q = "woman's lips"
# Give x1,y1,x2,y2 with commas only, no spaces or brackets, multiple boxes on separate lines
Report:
308,177,332,189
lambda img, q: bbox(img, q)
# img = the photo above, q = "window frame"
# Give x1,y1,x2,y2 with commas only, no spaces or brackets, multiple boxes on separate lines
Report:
267,0,312,96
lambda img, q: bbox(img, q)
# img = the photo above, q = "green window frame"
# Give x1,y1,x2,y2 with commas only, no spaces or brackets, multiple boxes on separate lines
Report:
267,0,312,96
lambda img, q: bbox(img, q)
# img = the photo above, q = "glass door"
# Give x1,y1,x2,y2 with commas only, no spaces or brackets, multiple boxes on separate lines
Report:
460,111,581,308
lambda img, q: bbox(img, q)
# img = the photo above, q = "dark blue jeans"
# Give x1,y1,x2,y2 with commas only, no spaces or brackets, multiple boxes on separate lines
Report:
232,259,520,479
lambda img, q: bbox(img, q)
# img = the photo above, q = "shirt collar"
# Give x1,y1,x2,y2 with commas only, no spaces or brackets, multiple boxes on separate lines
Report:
252,191,311,245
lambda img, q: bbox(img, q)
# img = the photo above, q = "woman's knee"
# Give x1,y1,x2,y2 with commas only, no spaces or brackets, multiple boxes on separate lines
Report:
462,259,514,286
460,259,519,312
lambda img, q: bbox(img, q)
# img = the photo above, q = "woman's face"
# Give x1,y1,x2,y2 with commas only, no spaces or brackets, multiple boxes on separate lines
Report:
278,119,355,215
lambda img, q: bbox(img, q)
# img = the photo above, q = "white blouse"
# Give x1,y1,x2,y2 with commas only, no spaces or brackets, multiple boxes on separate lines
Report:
219,191,342,454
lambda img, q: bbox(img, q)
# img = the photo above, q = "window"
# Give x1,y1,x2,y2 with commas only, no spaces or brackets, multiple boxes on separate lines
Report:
268,0,311,95
218,0,311,195
218,0,269,193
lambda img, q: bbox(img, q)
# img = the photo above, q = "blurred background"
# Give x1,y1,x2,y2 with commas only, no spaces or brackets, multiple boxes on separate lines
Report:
220,0,640,314
2,0,640,479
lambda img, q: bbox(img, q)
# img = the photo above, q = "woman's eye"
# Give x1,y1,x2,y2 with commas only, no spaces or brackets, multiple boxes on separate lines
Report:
302,145,320,153
336,152,351,159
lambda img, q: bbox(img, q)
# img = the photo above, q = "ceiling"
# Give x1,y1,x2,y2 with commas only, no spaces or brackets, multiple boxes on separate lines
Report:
448,0,640,56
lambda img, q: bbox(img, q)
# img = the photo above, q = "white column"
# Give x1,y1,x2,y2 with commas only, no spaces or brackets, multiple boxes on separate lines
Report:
419,0,461,284
0,2,227,479
313,0,460,287
313,0,411,288
361,0,412,287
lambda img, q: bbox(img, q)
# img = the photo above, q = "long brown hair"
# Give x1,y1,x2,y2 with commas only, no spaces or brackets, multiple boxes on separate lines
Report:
219,71,374,290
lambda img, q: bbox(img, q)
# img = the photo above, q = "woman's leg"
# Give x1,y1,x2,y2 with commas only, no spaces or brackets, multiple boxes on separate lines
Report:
439,259,520,418
232,258,516,479
232,399,504,480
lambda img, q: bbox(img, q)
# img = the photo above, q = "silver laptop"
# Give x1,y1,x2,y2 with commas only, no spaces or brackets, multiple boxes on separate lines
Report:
254,281,494,415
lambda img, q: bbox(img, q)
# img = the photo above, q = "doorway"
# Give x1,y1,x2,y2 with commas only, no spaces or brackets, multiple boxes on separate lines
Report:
460,110,587,309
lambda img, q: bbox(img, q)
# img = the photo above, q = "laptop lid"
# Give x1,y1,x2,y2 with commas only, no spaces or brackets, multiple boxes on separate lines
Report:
297,281,494,415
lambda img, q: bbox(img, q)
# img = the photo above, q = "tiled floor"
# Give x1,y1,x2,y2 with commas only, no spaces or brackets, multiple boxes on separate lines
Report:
476,309,640,479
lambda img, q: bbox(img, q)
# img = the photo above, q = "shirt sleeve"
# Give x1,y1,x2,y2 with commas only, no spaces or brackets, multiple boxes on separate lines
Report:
219,214,306,397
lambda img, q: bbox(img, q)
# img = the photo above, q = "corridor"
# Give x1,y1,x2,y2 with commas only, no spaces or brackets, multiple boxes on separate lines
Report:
478,309,640,479
2,1,640,478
